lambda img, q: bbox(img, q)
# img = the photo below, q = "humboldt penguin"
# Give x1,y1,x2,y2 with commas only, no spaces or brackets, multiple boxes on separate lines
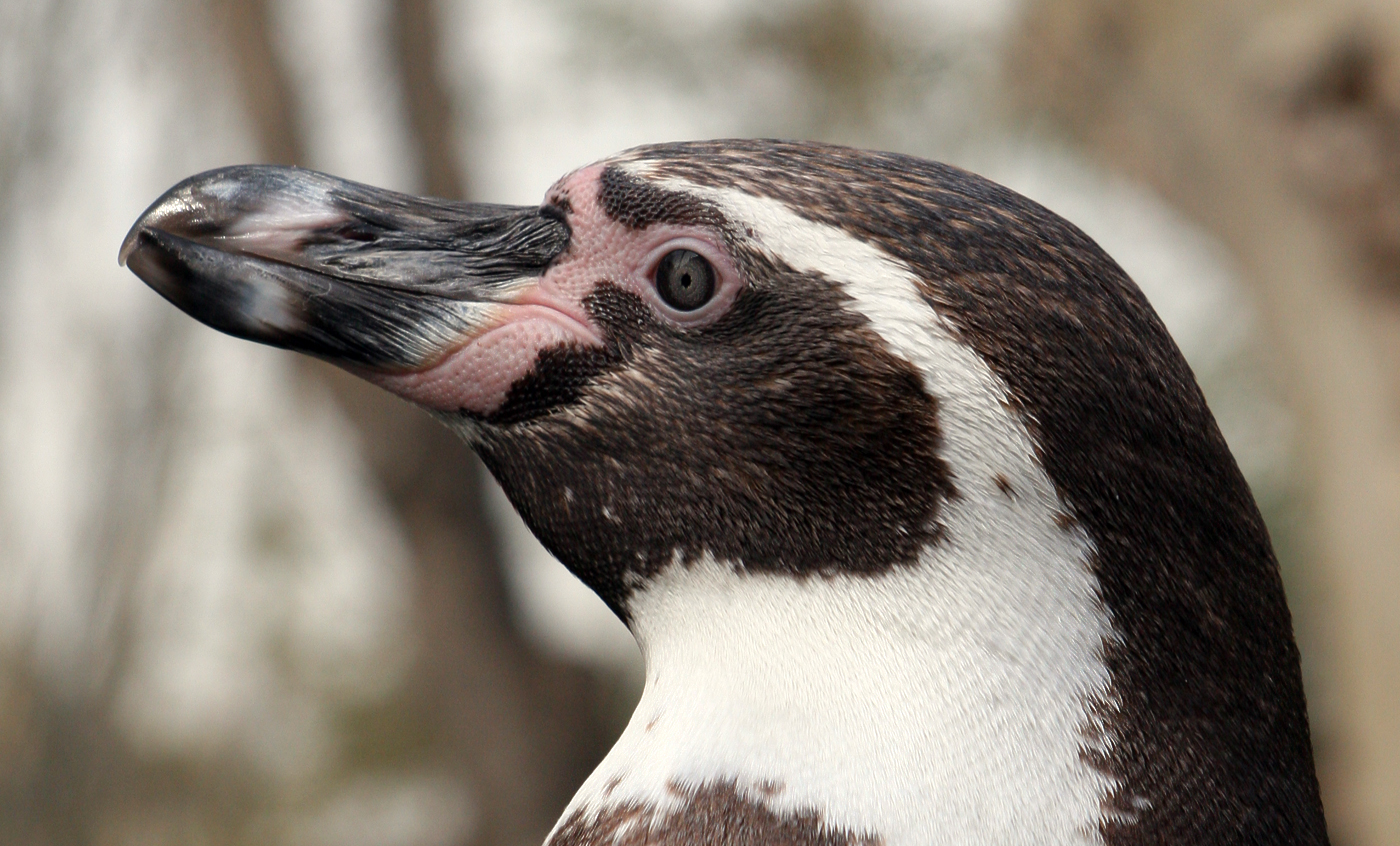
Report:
121,140,1329,846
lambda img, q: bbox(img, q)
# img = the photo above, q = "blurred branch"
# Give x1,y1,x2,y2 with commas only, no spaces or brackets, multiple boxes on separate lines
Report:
380,4,617,841
215,2,622,844
210,0,302,165
390,0,464,200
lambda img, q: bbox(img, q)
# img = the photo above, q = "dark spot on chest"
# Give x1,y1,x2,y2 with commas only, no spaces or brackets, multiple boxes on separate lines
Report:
549,780,880,846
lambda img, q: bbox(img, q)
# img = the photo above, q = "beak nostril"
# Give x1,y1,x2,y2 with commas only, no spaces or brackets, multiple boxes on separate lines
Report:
336,223,377,243
181,218,224,237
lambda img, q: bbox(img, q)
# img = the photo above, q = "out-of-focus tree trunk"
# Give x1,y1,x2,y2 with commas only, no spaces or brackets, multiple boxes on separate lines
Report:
391,0,464,203
1009,1,1400,843
211,0,302,167
216,2,619,845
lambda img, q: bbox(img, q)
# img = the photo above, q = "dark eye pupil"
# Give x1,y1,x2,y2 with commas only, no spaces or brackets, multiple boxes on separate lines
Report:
655,249,716,311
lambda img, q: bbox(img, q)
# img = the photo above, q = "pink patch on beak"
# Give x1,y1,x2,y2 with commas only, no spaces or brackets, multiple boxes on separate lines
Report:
360,165,629,417
363,300,602,415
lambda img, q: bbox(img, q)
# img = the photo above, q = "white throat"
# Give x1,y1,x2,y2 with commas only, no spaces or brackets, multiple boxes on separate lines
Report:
549,166,1120,846
556,524,1115,845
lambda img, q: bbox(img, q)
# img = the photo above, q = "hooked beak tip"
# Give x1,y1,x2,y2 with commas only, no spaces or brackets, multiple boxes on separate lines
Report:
120,178,214,267
118,224,142,267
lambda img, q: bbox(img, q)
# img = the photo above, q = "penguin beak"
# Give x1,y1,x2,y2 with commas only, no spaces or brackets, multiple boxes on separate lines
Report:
120,165,573,378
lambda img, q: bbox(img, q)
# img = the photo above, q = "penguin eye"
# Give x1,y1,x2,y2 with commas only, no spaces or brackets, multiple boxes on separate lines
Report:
654,249,716,311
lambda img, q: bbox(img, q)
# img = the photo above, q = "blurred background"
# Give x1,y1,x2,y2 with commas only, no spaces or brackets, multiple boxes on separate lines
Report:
1,0,1397,844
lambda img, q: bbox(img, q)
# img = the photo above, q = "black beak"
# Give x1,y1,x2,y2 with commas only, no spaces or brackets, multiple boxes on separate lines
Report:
120,165,570,371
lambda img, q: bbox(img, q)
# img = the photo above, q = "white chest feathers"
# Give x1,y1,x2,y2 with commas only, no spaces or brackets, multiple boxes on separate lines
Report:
549,531,1117,846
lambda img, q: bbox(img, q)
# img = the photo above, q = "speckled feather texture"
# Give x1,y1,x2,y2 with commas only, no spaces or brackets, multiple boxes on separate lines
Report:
123,140,1329,846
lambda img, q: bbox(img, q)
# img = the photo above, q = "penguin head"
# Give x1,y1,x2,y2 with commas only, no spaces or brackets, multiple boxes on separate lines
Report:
122,142,975,615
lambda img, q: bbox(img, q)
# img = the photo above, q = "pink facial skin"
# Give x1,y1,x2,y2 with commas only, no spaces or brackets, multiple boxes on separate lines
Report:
364,164,746,417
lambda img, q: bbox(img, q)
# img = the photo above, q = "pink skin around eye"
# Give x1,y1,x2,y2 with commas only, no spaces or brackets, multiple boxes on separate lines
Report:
362,164,742,417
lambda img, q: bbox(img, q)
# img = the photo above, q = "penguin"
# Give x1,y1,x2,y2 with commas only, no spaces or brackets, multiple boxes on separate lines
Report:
121,139,1329,846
